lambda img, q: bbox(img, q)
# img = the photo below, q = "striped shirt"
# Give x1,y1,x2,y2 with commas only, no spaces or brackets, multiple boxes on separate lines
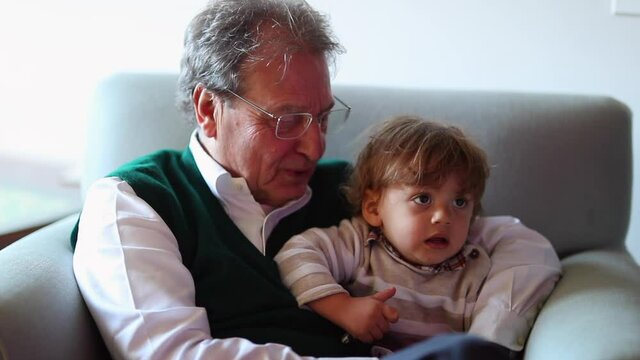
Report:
275,216,490,350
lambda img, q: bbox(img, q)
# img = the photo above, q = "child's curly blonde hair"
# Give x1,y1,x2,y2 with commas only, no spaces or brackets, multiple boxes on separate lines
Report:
343,116,490,217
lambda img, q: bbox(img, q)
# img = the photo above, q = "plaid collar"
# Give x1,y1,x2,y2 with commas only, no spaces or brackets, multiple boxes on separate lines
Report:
366,227,467,274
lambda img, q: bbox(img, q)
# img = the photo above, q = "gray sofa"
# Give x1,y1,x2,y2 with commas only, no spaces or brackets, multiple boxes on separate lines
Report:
1,73,639,360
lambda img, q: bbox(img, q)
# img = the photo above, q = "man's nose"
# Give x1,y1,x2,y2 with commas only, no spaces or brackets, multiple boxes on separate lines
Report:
296,121,325,161
431,204,452,225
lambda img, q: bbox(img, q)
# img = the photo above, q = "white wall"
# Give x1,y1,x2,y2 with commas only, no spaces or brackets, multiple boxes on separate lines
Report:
0,0,199,162
1,0,638,261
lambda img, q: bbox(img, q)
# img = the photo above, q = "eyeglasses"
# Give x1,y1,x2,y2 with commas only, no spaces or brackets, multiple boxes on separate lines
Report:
225,89,351,140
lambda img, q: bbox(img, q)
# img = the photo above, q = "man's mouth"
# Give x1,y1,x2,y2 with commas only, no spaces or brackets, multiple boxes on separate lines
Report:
286,167,311,174
282,167,314,180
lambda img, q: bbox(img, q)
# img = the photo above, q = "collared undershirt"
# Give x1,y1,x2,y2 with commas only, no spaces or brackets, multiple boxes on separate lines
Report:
189,131,312,254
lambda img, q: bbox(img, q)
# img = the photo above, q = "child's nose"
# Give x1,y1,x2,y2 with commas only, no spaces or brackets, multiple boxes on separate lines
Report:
431,205,452,225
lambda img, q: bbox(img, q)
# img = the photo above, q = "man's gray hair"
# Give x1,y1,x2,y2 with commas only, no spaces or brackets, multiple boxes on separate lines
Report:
176,0,344,124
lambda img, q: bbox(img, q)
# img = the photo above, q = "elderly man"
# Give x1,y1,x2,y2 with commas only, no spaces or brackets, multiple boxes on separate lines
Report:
72,0,560,359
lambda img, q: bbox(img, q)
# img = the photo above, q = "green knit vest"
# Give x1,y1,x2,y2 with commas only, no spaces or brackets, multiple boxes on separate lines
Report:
71,148,369,357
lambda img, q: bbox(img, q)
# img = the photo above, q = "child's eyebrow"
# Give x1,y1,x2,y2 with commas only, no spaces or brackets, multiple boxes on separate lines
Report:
456,189,476,198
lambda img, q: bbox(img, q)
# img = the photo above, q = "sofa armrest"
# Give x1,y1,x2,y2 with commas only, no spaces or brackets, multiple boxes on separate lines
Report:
0,214,110,360
524,249,640,360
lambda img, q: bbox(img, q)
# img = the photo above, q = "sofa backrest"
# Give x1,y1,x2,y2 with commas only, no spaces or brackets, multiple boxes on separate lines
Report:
82,73,632,258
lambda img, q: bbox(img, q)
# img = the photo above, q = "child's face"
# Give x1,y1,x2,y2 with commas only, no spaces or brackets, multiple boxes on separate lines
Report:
364,173,474,266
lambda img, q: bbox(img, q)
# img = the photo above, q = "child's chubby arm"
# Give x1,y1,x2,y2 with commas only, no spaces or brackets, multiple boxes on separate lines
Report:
275,217,400,342
307,288,399,343
275,217,371,306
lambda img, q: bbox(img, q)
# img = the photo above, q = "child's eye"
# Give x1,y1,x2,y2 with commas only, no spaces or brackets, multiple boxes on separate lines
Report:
413,194,432,205
453,198,467,208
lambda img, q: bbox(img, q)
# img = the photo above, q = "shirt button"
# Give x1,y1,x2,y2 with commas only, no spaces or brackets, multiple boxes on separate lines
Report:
469,249,480,259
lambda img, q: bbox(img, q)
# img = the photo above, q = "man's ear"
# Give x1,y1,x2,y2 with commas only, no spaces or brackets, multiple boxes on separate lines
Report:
361,189,382,227
193,84,223,138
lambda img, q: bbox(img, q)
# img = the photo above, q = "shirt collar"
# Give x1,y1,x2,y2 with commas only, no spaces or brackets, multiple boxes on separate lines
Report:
188,130,312,253
366,227,468,274
189,131,250,204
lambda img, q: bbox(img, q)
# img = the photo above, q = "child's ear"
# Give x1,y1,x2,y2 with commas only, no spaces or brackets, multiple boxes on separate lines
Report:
361,189,382,227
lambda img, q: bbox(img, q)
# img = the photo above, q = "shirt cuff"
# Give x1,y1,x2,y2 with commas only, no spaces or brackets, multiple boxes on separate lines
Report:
468,302,537,351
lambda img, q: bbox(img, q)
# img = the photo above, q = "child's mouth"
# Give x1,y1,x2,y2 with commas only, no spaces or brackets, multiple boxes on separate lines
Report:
425,237,449,249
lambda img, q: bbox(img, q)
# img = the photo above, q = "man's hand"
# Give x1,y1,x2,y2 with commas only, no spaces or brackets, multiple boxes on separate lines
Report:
307,288,399,343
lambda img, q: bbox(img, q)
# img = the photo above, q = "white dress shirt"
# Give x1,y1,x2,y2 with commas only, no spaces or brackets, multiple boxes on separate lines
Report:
73,132,561,359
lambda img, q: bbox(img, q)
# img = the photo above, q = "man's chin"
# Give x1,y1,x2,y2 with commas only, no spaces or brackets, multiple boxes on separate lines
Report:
261,172,313,206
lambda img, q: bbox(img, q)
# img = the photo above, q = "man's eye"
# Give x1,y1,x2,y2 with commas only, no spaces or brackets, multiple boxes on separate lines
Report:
453,198,467,208
276,114,308,135
277,116,297,130
413,194,431,205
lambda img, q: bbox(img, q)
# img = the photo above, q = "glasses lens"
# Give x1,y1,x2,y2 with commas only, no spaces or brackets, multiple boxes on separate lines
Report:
276,114,313,139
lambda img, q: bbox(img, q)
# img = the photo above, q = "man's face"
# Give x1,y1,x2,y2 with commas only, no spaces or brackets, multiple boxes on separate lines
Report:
214,52,332,207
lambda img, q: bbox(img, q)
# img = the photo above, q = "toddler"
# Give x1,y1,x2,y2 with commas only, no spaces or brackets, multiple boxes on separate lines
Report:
275,116,491,351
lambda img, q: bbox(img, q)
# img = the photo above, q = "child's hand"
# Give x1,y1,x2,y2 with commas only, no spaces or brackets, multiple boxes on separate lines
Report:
308,288,399,343
339,287,399,343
